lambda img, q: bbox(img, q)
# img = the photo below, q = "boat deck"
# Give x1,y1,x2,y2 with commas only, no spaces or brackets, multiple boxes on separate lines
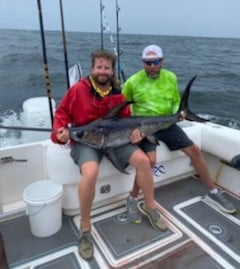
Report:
1,176,240,269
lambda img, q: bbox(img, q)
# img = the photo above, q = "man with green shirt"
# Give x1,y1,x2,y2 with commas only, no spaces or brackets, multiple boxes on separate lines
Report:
123,44,236,225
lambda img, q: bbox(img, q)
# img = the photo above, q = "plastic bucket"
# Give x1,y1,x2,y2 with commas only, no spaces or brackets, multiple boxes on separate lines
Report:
23,180,63,237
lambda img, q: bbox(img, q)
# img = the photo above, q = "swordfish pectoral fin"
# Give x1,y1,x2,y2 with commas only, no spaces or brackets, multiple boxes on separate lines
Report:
104,148,130,175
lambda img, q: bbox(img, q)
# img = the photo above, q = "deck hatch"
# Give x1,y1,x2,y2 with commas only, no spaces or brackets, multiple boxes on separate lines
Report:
174,194,240,264
91,207,183,268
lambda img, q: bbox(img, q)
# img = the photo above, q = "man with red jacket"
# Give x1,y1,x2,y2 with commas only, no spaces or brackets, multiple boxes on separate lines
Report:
51,49,167,260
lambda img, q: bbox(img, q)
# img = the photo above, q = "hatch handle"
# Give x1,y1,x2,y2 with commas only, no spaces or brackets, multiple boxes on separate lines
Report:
0,156,27,164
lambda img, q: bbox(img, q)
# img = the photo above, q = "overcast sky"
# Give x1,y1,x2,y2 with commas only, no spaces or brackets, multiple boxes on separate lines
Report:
0,0,239,38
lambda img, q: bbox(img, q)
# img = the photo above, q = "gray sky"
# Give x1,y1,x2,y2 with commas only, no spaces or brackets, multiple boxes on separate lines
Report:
0,0,239,38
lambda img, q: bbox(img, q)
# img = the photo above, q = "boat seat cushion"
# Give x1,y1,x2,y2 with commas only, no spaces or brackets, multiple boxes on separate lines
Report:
201,123,240,163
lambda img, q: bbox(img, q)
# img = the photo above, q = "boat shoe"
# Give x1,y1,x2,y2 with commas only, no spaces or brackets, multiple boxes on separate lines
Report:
78,230,94,260
206,190,237,214
138,202,168,231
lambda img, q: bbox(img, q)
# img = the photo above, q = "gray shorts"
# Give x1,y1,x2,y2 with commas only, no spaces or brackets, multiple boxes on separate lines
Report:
70,143,139,168
139,124,193,153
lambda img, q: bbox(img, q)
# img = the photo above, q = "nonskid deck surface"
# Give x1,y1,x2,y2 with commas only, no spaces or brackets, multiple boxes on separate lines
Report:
155,177,240,269
34,251,81,269
0,176,239,268
0,215,79,268
74,205,185,268
174,196,240,261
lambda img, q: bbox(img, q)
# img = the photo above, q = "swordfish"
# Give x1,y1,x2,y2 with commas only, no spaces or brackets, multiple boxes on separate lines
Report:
69,75,208,173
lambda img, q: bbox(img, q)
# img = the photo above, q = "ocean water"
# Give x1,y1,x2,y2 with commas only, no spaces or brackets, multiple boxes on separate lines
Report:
0,28,240,147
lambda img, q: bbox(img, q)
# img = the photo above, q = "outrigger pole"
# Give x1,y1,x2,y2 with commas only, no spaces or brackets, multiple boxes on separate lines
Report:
59,0,70,88
37,0,54,126
100,0,105,50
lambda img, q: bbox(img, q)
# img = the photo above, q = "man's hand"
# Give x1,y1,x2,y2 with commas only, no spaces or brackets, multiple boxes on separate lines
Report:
129,129,145,144
56,127,69,143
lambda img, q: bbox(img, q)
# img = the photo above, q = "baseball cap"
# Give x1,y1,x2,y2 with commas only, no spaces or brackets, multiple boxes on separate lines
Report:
142,45,163,59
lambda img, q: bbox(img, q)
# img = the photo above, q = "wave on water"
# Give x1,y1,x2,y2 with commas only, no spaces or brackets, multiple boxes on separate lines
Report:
0,110,22,147
199,114,240,130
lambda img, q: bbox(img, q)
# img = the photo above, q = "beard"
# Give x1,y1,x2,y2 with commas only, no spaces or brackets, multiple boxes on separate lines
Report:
91,74,113,86
146,70,160,79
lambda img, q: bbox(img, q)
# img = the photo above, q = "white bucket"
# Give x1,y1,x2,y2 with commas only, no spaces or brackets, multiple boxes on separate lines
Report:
23,180,63,237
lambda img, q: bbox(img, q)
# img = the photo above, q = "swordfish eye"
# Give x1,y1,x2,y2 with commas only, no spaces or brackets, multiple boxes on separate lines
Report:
75,131,83,139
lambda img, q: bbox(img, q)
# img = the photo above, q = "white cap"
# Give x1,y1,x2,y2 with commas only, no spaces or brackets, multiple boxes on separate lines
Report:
142,45,163,59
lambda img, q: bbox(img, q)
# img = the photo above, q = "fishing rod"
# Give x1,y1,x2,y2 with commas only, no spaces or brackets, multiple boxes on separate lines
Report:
37,0,54,126
59,0,70,88
101,1,126,83
115,0,121,82
115,0,126,83
102,15,117,55
100,0,105,50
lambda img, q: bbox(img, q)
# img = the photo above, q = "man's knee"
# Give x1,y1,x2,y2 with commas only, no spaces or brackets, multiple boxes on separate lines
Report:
130,149,152,169
183,144,201,158
146,151,156,168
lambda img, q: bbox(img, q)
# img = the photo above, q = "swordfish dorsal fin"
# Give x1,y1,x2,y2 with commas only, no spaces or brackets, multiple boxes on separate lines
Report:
179,75,209,122
179,75,197,113
103,101,133,119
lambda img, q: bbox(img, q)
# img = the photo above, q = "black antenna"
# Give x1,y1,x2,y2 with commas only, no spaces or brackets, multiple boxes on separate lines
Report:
59,0,70,88
100,0,105,50
37,0,54,126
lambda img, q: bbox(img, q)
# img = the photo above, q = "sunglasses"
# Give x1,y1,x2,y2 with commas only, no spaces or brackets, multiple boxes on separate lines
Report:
143,59,162,66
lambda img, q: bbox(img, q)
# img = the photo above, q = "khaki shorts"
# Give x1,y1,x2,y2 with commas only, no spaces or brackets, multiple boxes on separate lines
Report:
70,142,138,168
